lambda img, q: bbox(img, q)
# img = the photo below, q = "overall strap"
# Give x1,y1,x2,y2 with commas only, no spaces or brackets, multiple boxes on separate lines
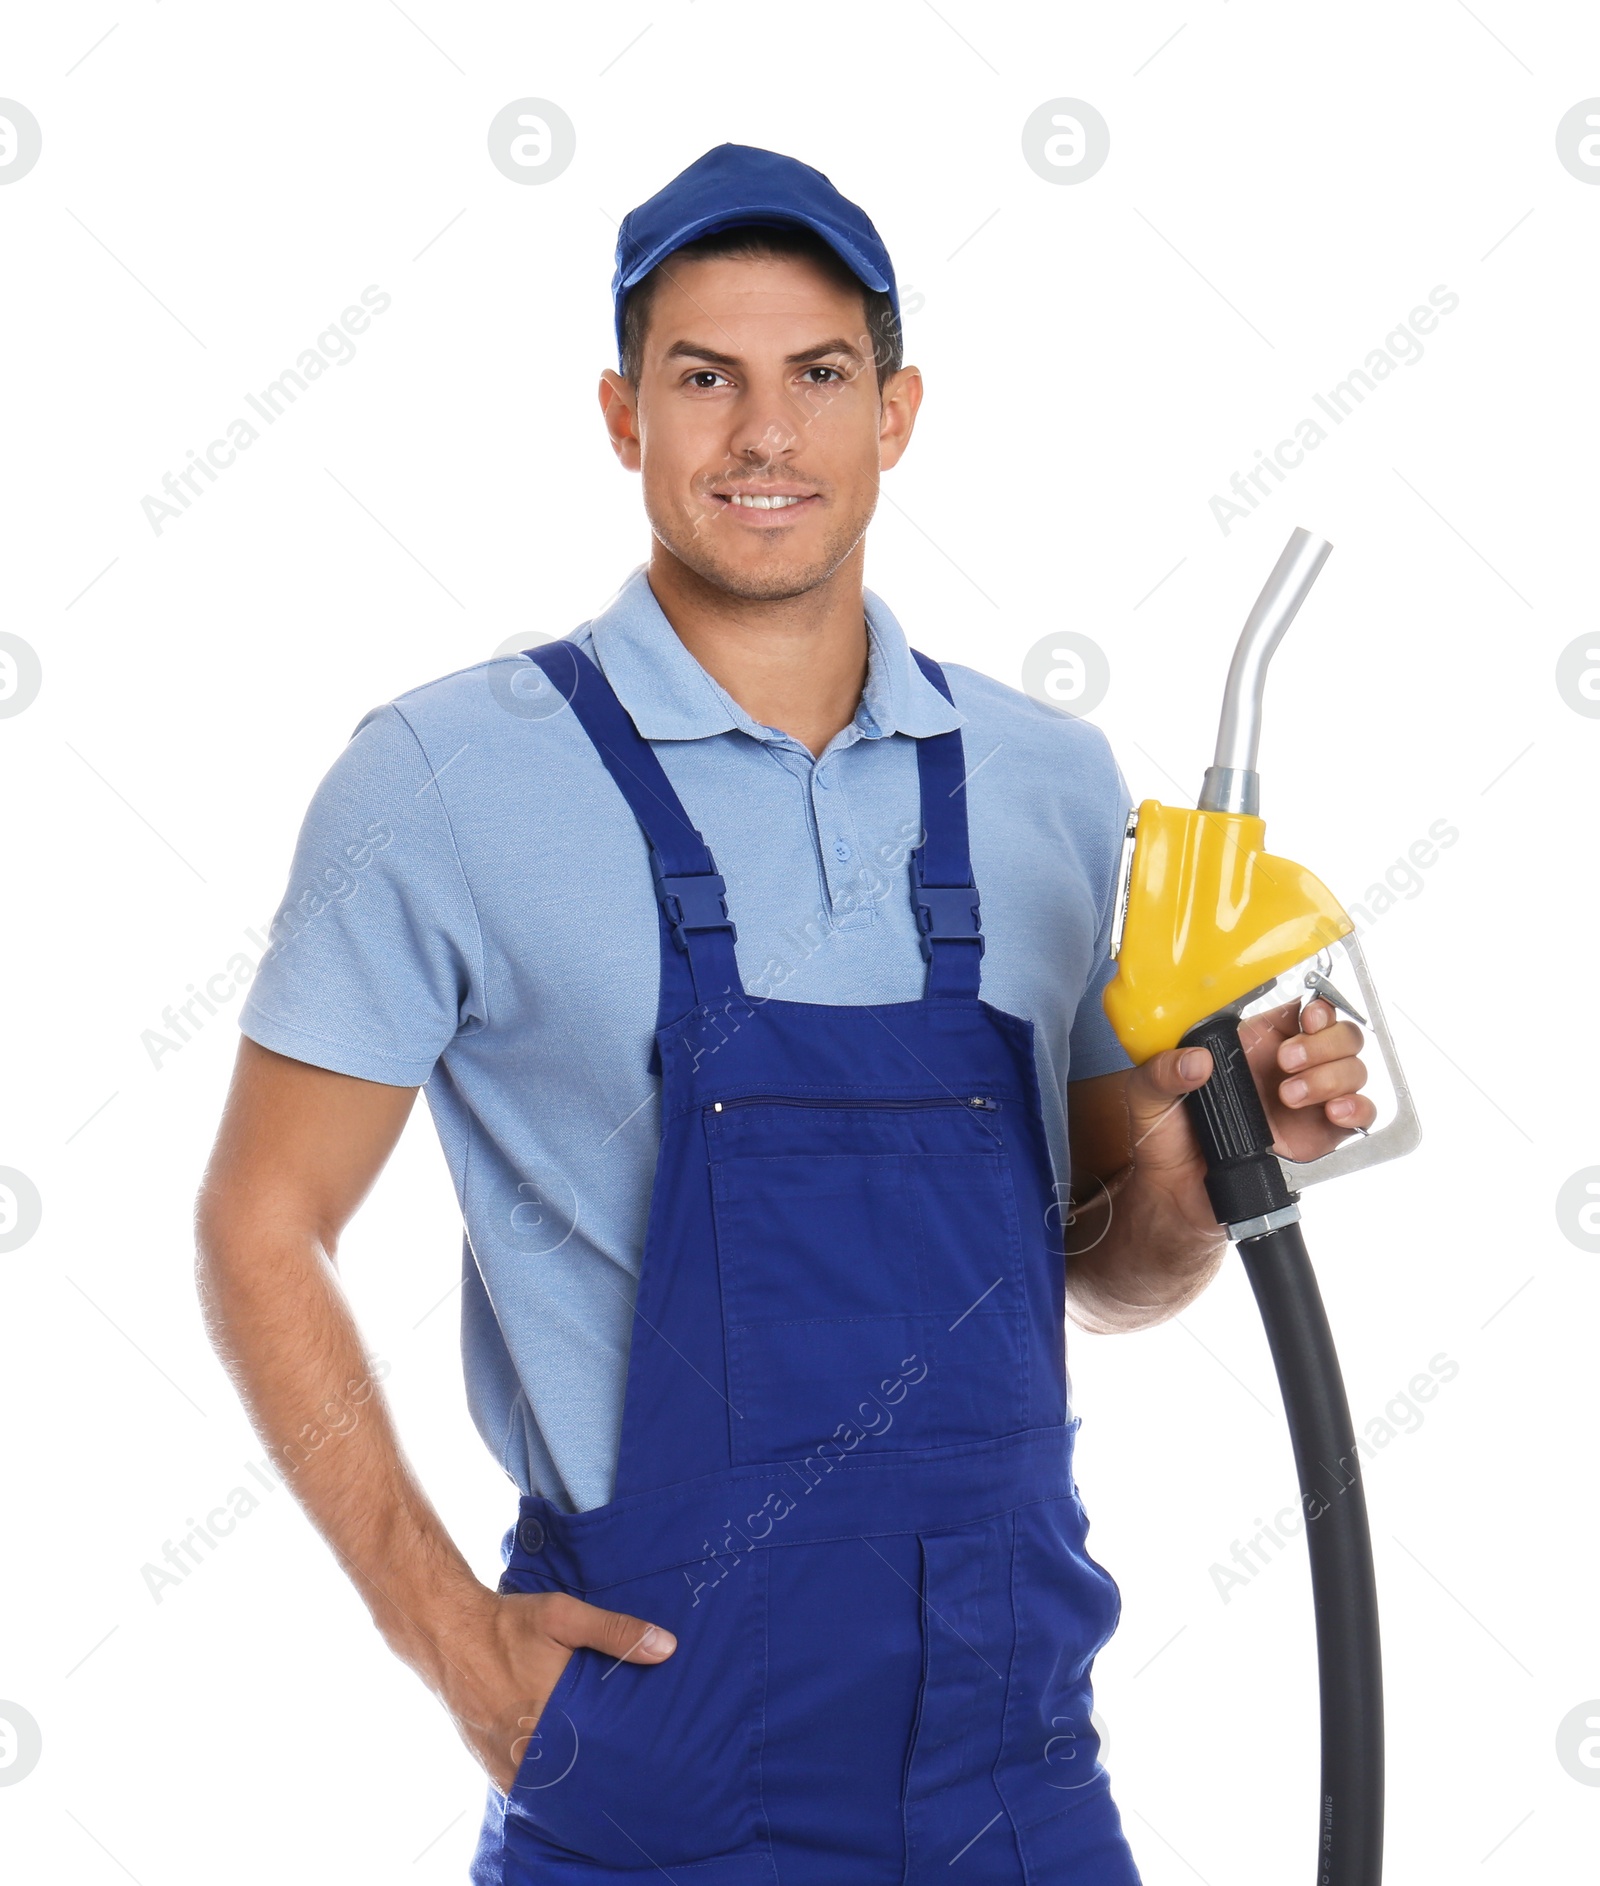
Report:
908,651,984,1000
526,641,744,1025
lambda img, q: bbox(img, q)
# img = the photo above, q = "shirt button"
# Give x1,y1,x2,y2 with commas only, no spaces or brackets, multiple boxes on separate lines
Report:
832,839,853,862
816,770,832,789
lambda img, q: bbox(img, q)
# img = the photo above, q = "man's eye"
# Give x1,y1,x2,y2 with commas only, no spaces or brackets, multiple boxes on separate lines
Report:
688,370,729,389
803,366,844,384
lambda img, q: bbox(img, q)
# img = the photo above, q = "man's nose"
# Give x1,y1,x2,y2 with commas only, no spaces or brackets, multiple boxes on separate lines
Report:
727,393,802,464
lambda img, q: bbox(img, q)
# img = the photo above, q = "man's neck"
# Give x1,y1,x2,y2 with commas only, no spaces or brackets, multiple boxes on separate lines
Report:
645,544,870,759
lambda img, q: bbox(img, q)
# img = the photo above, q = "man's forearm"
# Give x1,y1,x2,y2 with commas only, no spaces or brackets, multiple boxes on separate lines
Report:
194,1043,681,1797
1063,1163,1227,1334
194,1211,483,1687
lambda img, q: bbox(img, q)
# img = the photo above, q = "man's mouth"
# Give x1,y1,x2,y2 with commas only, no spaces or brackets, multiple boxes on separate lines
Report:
708,484,822,520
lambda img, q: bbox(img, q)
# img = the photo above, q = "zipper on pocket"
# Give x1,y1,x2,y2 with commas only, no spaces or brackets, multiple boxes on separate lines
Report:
709,1094,998,1114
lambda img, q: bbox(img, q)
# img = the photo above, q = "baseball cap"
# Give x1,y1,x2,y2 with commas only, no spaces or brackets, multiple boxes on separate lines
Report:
611,142,899,367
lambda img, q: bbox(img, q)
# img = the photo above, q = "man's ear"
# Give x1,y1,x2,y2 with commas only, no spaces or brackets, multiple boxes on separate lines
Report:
878,364,923,472
599,368,641,471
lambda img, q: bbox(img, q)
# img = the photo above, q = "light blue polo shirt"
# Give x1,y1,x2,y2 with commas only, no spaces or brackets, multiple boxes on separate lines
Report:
239,566,1135,1513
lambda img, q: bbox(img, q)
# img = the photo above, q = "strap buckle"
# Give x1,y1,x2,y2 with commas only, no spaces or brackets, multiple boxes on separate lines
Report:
909,847,983,964
650,852,738,954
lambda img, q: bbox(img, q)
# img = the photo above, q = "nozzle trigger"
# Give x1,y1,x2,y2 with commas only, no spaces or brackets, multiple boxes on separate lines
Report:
1302,969,1367,1026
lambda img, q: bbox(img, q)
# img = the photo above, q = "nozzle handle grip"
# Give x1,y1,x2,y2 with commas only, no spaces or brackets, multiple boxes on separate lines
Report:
1179,1011,1297,1228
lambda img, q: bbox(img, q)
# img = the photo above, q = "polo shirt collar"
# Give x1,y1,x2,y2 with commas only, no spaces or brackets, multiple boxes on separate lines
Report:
585,564,963,744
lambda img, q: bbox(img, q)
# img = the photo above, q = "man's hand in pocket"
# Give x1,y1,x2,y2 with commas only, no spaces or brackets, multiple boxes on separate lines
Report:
434,1587,677,1795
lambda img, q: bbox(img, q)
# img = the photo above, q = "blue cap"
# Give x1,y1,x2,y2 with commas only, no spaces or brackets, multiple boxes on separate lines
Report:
611,142,898,367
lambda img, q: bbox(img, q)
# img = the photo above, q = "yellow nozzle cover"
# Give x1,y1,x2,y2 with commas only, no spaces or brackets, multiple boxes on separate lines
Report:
1102,800,1354,1062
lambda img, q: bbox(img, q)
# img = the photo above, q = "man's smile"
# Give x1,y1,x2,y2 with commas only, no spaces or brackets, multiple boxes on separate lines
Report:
708,483,822,525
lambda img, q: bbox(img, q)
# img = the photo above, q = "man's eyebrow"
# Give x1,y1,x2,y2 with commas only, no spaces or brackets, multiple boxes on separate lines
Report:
662,336,868,369
785,337,867,365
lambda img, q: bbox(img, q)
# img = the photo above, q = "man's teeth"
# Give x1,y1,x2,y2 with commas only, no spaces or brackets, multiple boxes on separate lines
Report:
728,493,806,509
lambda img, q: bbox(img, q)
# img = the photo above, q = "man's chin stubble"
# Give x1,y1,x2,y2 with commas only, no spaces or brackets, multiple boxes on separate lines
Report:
654,515,869,604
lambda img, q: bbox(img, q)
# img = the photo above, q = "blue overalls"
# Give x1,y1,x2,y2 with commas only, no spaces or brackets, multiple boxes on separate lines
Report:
471,642,1142,1886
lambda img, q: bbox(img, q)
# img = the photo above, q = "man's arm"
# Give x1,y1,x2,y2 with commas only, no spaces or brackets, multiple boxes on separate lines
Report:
194,1038,676,1793
1063,996,1374,1333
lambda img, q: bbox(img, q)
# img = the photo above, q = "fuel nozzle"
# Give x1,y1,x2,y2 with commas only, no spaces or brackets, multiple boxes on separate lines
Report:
1197,525,1333,816
1101,525,1408,1886
1102,523,1420,1196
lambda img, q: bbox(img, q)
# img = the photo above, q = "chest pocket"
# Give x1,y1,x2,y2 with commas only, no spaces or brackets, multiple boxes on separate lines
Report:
706,1095,1030,1467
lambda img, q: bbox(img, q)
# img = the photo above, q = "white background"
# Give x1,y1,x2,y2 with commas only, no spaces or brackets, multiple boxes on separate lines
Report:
2,3,1596,1880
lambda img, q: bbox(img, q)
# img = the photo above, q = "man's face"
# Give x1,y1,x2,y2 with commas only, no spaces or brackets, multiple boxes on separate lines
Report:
599,250,921,602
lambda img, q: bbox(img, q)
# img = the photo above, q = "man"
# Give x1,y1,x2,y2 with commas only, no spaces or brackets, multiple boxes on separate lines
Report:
197,144,1372,1884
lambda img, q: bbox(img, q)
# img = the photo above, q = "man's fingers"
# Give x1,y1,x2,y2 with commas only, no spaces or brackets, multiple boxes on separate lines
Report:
1278,1015,1364,1072
1241,996,1304,1048
470,1591,679,1796
1126,1046,1214,1131
549,1593,676,1664
1323,1092,1377,1128
1276,1054,1368,1111
1130,1047,1212,1101
1126,1001,1378,1170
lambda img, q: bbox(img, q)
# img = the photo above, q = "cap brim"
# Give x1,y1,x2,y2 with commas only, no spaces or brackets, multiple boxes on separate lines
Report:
616,204,891,295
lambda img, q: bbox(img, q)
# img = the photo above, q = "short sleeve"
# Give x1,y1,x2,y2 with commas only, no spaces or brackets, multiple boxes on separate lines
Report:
1066,749,1136,1084
238,703,485,1087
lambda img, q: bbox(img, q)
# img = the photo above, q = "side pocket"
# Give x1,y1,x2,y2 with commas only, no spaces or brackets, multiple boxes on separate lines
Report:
995,1499,1123,1835
506,1647,586,1803
901,1522,1014,1872
502,1560,767,1871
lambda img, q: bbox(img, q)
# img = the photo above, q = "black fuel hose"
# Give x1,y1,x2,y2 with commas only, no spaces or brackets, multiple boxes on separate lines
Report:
1178,1007,1384,1886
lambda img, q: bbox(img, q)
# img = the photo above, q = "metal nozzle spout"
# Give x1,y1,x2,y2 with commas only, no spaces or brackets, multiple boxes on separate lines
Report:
1198,527,1333,816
